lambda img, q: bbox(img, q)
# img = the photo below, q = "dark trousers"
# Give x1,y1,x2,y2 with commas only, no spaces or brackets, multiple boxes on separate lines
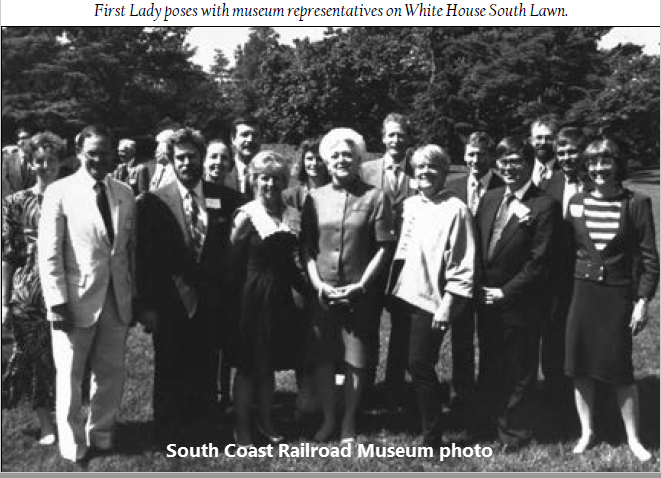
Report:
478,312,538,446
541,294,572,402
407,305,447,443
152,303,217,433
384,300,411,391
450,302,476,404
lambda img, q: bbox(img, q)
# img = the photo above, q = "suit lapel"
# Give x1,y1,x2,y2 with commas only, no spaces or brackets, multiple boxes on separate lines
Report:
490,215,520,261
489,185,537,262
109,180,123,253
480,190,503,264
75,169,112,249
160,181,189,241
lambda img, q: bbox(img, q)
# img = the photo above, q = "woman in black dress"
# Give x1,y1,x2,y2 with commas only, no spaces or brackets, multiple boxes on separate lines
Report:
2,131,64,445
229,151,308,446
564,138,659,461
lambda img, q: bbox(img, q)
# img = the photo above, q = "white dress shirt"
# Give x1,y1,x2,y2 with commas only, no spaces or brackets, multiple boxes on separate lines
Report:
467,170,493,214
532,158,556,187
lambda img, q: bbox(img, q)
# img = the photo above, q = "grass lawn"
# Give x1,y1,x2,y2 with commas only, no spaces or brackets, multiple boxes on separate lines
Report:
2,170,659,472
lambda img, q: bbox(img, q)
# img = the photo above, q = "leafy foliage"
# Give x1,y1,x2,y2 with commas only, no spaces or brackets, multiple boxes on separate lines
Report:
2,27,658,166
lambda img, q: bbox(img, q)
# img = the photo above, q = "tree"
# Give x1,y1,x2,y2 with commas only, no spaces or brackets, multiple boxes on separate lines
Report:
567,44,660,166
2,27,214,143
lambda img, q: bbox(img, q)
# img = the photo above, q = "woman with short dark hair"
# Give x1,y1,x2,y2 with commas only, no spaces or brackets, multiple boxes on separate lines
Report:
564,138,659,461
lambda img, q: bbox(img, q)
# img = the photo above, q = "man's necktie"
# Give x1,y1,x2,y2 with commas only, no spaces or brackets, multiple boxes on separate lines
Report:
184,190,204,258
488,192,514,259
469,181,482,215
389,165,401,195
94,181,114,245
538,163,549,186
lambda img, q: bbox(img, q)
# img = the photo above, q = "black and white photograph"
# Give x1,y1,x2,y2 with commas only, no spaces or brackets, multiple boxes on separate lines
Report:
1,24,659,472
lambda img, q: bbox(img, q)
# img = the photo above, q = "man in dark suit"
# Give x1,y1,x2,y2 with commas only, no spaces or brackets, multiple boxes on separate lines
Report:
223,117,262,198
445,132,504,416
539,127,590,406
530,116,560,189
361,113,417,404
475,137,560,449
136,128,244,443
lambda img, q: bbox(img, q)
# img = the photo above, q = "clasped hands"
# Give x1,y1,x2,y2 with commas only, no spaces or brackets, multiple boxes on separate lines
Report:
318,282,365,309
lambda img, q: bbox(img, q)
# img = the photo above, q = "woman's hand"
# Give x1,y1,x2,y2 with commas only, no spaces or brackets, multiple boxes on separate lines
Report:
431,292,453,332
331,283,365,302
630,299,649,336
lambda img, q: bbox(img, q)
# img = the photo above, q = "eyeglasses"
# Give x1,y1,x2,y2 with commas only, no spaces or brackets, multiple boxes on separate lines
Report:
82,150,113,161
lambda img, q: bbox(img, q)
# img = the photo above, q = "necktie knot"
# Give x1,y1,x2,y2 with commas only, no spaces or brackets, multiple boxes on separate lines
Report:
94,181,105,192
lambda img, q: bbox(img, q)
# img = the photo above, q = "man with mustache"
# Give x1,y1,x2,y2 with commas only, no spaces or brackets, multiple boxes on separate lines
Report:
136,128,244,443
530,117,560,189
223,117,262,198
539,127,591,408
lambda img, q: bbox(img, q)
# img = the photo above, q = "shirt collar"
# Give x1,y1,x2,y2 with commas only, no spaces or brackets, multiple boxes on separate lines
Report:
469,170,493,189
510,179,533,201
418,188,452,204
535,158,556,171
177,179,203,201
77,166,110,190
383,153,405,170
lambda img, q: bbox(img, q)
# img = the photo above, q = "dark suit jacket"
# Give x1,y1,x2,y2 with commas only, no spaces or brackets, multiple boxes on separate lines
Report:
136,180,245,322
568,190,659,299
475,184,560,328
361,157,417,233
113,160,150,196
445,171,505,207
542,171,590,320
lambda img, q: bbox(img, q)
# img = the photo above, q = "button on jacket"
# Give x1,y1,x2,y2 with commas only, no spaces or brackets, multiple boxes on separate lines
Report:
302,179,395,287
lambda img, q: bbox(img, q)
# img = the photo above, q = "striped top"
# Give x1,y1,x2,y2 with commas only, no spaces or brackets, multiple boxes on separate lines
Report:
584,196,622,251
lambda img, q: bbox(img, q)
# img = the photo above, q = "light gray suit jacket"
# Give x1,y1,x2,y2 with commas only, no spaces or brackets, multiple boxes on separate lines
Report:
38,168,137,327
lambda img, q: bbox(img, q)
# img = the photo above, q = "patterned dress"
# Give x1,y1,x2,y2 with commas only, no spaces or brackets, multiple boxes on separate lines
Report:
2,189,55,410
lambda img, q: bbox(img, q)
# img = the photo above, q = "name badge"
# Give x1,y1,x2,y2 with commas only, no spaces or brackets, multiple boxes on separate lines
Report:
569,204,584,218
205,198,222,209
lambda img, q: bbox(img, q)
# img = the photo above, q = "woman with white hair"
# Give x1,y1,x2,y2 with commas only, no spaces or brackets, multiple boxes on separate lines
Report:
229,151,309,446
387,145,476,446
302,128,396,443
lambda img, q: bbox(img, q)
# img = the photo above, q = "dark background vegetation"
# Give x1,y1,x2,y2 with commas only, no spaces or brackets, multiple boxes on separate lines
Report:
2,27,659,167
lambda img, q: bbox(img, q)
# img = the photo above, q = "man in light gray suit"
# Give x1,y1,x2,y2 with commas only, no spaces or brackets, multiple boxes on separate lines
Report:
39,125,137,462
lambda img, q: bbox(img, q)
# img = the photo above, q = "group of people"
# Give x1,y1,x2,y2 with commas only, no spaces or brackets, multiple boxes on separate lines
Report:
1,114,658,464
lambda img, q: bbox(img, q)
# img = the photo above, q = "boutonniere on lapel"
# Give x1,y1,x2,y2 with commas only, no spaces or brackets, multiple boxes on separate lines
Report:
511,201,532,225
